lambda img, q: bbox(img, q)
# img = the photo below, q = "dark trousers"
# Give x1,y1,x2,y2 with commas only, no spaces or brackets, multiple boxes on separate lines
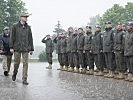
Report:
115,51,126,73
85,50,94,69
78,50,85,68
94,53,106,71
67,52,71,66
71,52,79,68
104,52,116,71
126,56,133,74
58,53,63,66
62,53,69,66
46,53,52,64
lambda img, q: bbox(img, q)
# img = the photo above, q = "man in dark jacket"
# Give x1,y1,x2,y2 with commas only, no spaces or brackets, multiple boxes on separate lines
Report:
77,28,85,73
103,21,116,78
124,21,133,82
10,13,34,85
42,34,54,69
93,25,106,76
67,27,74,72
0,27,13,76
84,26,94,75
71,29,79,73
114,23,126,79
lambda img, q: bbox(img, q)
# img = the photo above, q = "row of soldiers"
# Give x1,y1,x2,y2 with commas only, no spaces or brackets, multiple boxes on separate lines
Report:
42,21,133,82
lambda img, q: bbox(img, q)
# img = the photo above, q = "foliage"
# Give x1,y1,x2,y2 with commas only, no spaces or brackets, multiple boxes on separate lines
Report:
0,0,27,32
38,51,47,62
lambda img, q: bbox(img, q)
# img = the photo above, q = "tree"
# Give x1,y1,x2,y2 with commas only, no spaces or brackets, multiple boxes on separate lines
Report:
38,51,47,62
0,0,27,32
99,2,133,30
88,14,101,32
53,21,65,35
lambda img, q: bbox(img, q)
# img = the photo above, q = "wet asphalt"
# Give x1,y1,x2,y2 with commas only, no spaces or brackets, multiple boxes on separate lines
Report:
0,62,133,100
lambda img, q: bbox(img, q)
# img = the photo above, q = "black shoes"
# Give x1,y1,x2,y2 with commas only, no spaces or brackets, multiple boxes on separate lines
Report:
12,74,16,81
4,71,9,76
23,81,29,85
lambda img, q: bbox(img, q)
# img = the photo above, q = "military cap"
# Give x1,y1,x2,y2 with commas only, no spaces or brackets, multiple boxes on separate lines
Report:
86,26,91,29
3,27,9,30
105,21,112,24
127,21,133,26
116,22,122,25
95,25,101,29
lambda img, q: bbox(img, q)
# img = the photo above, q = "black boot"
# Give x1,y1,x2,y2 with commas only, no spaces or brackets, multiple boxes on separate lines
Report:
12,74,16,81
4,71,9,76
23,81,29,85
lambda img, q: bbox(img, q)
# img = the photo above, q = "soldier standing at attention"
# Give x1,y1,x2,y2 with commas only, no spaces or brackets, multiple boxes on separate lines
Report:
71,29,79,73
42,34,54,69
103,21,116,78
67,27,74,72
10,13,34,85
93,25,106,76
124,21,133,82
84,26,94,75
77,28,85,74
113,23,126,79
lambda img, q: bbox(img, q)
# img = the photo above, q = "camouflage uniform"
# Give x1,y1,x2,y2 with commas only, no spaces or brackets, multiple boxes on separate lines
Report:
42,37,54,65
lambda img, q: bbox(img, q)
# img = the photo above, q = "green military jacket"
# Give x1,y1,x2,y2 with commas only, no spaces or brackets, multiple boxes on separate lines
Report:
10,21,34,52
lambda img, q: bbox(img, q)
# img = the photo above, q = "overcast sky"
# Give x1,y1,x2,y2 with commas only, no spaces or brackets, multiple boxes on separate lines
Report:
22,0,133,46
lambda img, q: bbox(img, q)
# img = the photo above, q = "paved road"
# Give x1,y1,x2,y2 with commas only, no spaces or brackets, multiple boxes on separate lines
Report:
0,62,133,100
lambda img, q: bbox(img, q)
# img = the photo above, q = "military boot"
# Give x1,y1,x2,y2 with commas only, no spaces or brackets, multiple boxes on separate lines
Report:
107,71,115,78
12,74,17,81
104,70,111,77
128,76,133,82
62,66,68,71
95,71,104,76
73,67,79,73
86,69,94,75
94,68,99,72
125,73,132,81
46,64,52,69
57,66,63,70
103,68,109,73
68,67,74,72
114,72,125,79
80,68,86,74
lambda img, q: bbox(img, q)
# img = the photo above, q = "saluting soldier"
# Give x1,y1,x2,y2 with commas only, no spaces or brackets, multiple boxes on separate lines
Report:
42,34,54,69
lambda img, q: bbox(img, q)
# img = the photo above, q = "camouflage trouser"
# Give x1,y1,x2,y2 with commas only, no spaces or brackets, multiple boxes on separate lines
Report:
13,52,29,81
2,55,12,72
71,52,79,68
46,53,52,64
115,51,126,73
126,56,133,74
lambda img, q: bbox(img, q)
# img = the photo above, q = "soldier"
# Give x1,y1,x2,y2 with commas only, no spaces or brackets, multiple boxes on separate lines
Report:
77,28,85,74
124,21,133,82
71,29,79,73
113,23,126,79
42,34,54,69
10,13,34,85
0,27,13,76
55,33,63,70
103,21,116,78
93,25,106,76
67,27,74,72
84,26,94,75
61,33,69,71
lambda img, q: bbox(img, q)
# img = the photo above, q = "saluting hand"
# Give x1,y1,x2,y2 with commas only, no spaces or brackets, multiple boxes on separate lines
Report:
10,49,14,53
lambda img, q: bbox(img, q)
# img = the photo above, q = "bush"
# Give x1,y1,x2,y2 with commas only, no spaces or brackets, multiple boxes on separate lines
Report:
38,51,47,62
